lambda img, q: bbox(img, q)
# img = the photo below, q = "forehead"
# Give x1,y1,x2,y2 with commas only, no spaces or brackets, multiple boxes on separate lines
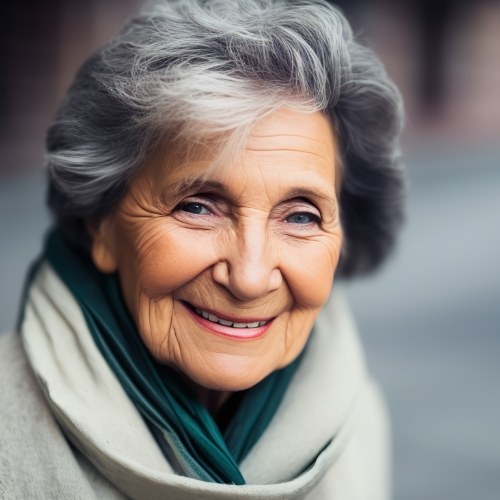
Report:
149,108,338,191
247,108,335,158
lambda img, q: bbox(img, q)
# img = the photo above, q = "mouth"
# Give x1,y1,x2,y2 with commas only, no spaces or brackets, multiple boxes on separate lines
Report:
193,307,270,328
181,301,274,340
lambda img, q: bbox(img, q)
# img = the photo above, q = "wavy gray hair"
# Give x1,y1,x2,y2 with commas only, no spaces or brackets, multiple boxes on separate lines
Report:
46,0,404,277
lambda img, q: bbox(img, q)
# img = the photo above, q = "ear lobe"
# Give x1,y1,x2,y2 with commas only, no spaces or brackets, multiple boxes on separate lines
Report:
86,220,118,274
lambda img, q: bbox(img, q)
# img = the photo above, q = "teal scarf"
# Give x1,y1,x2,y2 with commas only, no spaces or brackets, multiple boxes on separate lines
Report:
26,230,305,485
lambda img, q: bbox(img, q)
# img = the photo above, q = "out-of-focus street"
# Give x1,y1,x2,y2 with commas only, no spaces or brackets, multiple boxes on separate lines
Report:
345,145,500,500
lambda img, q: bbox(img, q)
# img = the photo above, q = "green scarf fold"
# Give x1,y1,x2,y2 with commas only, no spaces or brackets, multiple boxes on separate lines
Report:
31,229,305,485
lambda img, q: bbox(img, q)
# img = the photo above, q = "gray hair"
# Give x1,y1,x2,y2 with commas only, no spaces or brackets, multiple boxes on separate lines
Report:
46,0,404,277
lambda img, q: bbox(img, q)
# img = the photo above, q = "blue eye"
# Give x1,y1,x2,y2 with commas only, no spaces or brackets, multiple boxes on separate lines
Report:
286,212,317,224
180,203,210,215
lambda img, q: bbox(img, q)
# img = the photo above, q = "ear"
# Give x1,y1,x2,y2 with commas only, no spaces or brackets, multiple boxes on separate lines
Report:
86,219,118,274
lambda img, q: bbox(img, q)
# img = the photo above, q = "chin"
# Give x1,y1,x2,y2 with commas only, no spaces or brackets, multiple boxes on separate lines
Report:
182,355,275,393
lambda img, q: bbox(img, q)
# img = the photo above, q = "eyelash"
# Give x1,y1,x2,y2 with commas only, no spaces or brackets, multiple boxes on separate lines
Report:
177,201,212,216
285,212,321,225
172,194,217,217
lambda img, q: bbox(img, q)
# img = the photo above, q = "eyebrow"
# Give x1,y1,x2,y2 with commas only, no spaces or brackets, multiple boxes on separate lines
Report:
162,178,337,216
281,187,335,204
281,187,338,218
162,178,230,202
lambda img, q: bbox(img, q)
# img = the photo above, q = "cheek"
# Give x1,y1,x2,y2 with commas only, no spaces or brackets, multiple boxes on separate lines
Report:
132,225,220,294
282,238,341,308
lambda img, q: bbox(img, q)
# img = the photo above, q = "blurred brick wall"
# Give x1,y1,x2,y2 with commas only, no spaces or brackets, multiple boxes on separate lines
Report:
2,0,499,178
0,0,142,177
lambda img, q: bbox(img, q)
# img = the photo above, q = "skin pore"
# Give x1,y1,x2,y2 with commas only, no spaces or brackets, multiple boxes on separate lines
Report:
88,108,343,416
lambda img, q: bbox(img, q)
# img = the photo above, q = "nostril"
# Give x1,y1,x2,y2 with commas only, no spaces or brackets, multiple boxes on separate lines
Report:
212,260,230,286
268,268,283,290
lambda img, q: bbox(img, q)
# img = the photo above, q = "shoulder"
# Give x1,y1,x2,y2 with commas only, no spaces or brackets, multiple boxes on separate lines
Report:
0,331,56,426
305,379,391,500
0,331,69,496
0,331,123,499
0,331,38,413
303,292,392,499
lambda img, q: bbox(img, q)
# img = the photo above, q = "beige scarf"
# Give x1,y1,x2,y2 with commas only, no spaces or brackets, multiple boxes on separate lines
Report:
21,262,390,499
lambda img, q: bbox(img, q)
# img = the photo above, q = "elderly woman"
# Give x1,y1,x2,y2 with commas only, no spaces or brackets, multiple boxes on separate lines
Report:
0,0,403,498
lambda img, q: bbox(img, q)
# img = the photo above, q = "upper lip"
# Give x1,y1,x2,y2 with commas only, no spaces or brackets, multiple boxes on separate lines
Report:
181,301,274,324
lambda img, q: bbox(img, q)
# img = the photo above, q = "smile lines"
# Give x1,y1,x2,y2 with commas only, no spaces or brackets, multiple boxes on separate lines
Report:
194,308,269,328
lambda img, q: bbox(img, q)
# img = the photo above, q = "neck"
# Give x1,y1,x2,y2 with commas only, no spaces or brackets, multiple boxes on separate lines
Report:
191,384,233,417
172,370,233,417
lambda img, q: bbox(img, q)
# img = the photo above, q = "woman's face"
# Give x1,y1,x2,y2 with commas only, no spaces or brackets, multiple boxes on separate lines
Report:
90,108,343,394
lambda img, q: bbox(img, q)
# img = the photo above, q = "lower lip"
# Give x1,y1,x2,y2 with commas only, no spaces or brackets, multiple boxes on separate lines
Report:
182,303,273,341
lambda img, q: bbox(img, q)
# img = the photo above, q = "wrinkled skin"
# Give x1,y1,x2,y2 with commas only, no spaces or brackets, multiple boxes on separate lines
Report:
89,108,343,412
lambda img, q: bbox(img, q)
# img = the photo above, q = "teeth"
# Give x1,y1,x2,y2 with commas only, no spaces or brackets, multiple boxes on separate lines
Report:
193,307,268,328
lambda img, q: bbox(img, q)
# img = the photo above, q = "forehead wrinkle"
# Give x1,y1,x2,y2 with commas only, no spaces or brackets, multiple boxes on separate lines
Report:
248,132,330,143
247,149,339,196
245,148,334,167
247,124,335,148
246,139,331,155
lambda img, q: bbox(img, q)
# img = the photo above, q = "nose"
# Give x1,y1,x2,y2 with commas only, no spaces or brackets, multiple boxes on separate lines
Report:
212,224,282,301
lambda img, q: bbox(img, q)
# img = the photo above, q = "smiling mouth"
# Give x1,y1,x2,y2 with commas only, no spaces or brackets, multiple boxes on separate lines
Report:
193,308,269,328
182,301,272,334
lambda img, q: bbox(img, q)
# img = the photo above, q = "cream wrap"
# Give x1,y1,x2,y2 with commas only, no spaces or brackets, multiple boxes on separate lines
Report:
0,262,391,499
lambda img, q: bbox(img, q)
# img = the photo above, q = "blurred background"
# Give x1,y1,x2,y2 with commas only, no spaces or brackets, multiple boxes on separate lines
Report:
1,0,499,498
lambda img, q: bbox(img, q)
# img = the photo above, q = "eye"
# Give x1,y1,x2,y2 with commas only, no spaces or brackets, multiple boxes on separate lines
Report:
179,202,211,215
285,212,319,225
